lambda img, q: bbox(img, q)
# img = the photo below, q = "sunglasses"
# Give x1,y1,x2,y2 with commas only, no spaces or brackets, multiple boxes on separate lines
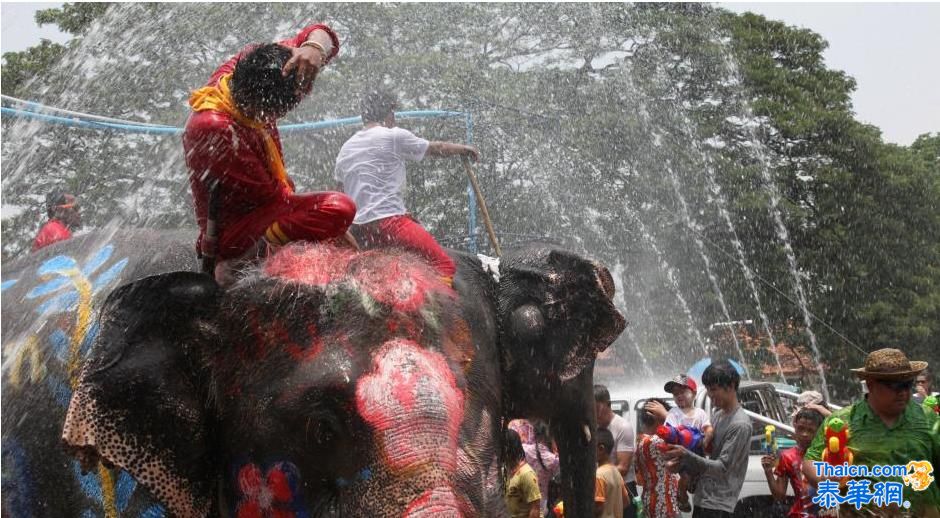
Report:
875,379,915,392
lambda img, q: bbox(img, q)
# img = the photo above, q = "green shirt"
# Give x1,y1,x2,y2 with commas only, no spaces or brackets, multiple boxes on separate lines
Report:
506,462,542,518
805,398,940,513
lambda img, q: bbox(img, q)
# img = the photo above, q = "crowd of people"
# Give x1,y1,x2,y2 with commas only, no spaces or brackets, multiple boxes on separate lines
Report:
504,348,938,518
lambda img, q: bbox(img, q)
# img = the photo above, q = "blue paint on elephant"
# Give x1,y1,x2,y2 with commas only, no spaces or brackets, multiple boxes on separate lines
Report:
26,245,129,316
37,255,78,276
37,290,79,315
139,504,166,518
50,328,71,362
47,377,73,408
71,461,140,514
27,275,70,298
92,258,129,292
1,441,35,517
2,279,19,292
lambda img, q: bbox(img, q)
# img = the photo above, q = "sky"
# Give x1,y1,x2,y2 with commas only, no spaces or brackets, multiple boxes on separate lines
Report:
2,2,938,145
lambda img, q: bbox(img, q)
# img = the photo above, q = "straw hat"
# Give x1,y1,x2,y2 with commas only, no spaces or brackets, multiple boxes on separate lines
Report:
851,348,928,381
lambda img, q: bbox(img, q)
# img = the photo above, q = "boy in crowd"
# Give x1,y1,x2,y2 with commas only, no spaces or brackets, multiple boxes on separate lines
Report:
663,360,752,518
636,398,681,518
645,374,713,511
762,408,824,517
596,428,631,518
504,428,542,518
594,384,639,518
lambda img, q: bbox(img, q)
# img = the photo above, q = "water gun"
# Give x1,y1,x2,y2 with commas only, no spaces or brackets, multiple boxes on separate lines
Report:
821,417,853,467
656,424,705,455
764,425,778,456
923,395,939,415
552,500,564,518
924,396,940,434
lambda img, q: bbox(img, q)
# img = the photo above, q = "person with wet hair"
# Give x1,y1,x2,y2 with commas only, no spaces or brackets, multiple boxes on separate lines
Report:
32,191,81,252
503,428,542,518
594,384,639,518
663,360,751,518
334,88,480,285
635,398,680,518
184,23,356,283
762,407,824,518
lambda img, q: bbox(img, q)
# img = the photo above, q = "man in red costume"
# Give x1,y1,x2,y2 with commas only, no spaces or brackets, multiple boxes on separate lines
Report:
32,192,81,252
183,23,356,280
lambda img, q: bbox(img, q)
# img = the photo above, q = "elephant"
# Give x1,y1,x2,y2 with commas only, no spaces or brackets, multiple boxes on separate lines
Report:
2,228,625,517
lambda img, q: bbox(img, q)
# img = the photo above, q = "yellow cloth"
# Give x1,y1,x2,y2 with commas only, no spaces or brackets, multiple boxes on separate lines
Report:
506,463,542,518
188,73,292,193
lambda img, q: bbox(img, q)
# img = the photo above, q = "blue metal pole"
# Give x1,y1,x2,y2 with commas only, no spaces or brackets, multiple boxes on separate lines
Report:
465,111,477,253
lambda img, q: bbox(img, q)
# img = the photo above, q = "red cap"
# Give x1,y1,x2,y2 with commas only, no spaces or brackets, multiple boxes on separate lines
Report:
664,374,697,394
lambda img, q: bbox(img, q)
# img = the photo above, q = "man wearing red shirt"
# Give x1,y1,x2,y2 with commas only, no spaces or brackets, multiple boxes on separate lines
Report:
183,23,356,279
32,192,81,252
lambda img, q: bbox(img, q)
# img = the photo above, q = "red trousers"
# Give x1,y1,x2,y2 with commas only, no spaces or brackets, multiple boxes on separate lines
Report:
215,192,355,260
353,215,457,278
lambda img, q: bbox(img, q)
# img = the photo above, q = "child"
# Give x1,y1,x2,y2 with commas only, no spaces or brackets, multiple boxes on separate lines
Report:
762,407,824,517
636,398,681,518
503,428,542,518
595,427,630,518
646,374,713,512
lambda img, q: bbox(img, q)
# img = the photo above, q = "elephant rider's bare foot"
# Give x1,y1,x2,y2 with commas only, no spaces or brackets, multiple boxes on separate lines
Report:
213,238,277,287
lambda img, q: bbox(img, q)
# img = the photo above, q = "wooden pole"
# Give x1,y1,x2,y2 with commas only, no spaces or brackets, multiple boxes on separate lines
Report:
462,157,502,257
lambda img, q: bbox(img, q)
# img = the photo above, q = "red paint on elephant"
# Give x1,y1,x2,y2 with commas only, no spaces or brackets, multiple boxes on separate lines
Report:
404,486,466,518
263,244,453,313
235,462,302,518
350,250,449,312
355,339,464,474
263,243,357,287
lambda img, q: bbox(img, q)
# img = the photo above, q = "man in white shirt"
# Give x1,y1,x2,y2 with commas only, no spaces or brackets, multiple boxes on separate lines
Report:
595,384,638,518
334,90,479,284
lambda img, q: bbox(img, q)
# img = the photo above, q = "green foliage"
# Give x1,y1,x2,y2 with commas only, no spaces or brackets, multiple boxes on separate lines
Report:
35,3,112,36
1,40,67,97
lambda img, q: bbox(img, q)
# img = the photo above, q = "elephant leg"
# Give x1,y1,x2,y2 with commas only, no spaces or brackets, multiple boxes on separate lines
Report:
549,364,598,518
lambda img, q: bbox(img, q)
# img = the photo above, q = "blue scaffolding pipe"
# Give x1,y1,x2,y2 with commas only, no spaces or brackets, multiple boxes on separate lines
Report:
2,100,479,247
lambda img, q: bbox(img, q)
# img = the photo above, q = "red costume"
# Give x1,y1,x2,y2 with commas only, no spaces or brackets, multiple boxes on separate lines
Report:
183,24,355,261
32,219,72,252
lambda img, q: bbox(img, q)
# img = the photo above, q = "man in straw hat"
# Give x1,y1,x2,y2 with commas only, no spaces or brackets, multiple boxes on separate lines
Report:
802,348,940,517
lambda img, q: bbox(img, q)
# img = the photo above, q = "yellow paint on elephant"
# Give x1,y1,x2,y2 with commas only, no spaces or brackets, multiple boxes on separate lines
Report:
59,267,93,389
8,335,46,387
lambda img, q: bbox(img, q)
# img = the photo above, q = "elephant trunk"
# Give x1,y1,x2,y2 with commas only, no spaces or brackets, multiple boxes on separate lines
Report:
549,364,598,518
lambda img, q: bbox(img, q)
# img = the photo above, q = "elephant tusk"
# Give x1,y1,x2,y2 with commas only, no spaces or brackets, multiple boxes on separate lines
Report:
583,424,592,445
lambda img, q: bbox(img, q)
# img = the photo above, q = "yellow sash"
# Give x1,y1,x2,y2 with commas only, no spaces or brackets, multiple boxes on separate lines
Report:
189,74,292,192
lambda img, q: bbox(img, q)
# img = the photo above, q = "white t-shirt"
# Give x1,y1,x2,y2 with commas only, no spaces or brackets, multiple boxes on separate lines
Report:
606,412,636,483
334,126,430,224
665,406,711,430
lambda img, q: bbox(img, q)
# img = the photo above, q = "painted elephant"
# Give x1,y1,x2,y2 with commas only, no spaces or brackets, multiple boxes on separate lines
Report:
2,229,625,517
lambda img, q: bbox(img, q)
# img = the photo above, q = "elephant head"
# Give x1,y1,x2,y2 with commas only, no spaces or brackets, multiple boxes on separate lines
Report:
496,246,626,517
62,242,625,517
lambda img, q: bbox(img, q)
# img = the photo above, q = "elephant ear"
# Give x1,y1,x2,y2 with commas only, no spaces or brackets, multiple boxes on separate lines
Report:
62,271,221,517
499,246,626,381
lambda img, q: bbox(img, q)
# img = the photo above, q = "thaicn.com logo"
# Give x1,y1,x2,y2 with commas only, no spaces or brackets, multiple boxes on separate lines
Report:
811,461,935,510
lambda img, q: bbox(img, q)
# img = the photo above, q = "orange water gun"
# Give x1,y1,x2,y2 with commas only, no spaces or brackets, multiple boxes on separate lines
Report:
821,417,853,466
